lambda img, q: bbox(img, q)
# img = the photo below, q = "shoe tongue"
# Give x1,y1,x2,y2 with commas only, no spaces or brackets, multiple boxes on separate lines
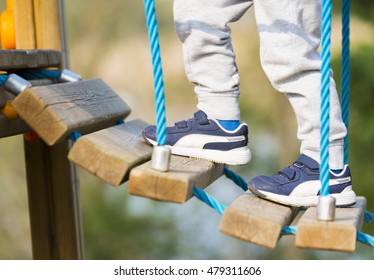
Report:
295,154,319,169
194,110,209,125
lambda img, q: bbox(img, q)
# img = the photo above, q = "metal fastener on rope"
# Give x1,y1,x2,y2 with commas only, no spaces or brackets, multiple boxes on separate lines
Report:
151,145,171,172
59,69,82,83
317,195,336,221
4,74,32,96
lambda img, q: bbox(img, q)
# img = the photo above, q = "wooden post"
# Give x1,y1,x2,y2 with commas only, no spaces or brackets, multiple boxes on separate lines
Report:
13,0,36,49
18,0,84,259
24,139,84,259
33,0,61,51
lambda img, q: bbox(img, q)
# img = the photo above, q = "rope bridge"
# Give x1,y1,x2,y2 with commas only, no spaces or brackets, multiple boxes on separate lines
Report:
143,0,374,249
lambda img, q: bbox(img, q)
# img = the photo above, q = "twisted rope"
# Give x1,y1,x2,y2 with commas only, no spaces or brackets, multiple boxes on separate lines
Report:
341,0,351,164
320,0,333,196
223,167,248,191
17,70,61,80
0,70,62,86
192,187,227,215
144,0,167,145
357,231,374,248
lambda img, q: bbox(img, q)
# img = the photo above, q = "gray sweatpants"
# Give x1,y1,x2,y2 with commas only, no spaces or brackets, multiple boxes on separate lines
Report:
173,0,346,169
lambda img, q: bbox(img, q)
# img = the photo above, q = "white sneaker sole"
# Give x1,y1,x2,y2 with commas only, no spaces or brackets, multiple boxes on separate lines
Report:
145,138,251,165
249,185,357,207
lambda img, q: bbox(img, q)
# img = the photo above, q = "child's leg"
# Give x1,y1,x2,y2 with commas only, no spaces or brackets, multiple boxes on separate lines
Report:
173,0,253,121
253,0,346,169
248,0,355,207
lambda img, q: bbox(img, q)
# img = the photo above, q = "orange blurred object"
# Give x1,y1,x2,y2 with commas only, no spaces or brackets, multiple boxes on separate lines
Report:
0,100,18,120
0,0,16,49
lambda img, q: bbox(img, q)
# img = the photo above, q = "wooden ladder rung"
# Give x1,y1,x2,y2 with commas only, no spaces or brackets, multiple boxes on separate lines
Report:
295,197,366,252
219,192,298,248
128,156,224,203
12,78,131,145
68,119,152,186
0,50,61,70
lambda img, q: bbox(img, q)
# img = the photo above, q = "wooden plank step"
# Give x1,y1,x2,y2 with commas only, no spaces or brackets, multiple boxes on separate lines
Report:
295,197,366,252
12,78,131,145
219,192,298,248
0,50,60,70
68,119,152,186
128,156,224,203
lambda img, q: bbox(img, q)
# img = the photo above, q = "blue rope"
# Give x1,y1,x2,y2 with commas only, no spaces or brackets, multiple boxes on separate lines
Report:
223,167,248,191
281,226,297,236
364,210,374,224
341,0,351,165
357,231,374,248
192,187,227,215
69,130,82,142
116,119,125,125
17,70,61,80
0,70,62,86
0,75,7,85
320,0,333,196
144,0,167,146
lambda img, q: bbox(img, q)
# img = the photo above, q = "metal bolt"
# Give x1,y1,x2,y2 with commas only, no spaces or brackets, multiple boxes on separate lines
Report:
59,69,82,83
4,74,32,96
317,195,336,221
151,146,171,172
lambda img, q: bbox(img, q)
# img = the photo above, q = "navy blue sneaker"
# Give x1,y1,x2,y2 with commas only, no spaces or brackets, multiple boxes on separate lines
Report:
248,154,356,207
143,111,251,165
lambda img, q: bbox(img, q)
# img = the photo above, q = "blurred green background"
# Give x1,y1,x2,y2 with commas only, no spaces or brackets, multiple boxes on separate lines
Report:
0,0,373,259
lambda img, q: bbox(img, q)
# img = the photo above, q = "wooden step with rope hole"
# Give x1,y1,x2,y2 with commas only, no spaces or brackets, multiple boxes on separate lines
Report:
0,50,61,70
12,78,131,145
128,156,224,203
295,197,366,252
68,119,152,186
219,192,299,248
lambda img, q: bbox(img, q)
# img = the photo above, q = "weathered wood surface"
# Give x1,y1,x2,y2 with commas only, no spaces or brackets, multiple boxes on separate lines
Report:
12,78,131,145
295,197,366,252
128,156,224,203
0,50,61,70
14,0,36,49
219,192,298,248
69,119,152,186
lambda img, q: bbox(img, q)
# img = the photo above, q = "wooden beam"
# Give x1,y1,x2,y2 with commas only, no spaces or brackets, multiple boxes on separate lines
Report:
12,78,131,145
219,192,298,248
23,0,84,260
13,0,36,49
0,114,30,138
68,119,152,186
128,156,224,203
25,138,84,259
33,0,61,50
295,197,366,252
0,49,61,70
